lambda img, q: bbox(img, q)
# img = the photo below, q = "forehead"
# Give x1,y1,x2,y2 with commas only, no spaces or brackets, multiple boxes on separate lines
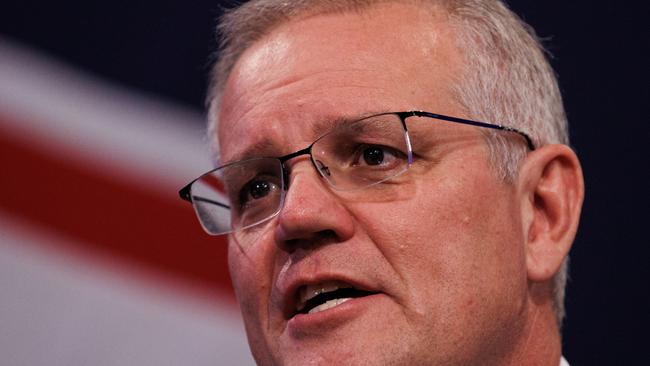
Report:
216,2,463,163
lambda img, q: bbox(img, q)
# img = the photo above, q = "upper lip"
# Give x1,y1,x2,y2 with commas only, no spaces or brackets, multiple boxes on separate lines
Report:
279,272,380,319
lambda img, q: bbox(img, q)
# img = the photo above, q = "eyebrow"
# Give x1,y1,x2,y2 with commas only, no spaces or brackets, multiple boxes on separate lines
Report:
311,109,392,137
223,138,279,165
224,110,392,164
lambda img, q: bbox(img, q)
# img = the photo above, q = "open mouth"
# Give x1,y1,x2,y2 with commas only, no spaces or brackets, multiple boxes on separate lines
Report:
295,281,375,315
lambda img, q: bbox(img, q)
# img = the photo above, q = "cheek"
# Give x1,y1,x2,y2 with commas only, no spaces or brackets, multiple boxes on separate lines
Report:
227,234,276,323
352,161,526,303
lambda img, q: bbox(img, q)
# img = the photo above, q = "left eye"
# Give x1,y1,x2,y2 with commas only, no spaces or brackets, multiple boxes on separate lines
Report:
353,144,403,167
362,146,386,165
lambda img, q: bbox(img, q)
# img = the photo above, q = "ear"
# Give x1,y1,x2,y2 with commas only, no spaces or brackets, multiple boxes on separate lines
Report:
518,144,584,282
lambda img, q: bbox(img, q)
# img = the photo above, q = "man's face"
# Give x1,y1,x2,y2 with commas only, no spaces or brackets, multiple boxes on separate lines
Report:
217,3,530,365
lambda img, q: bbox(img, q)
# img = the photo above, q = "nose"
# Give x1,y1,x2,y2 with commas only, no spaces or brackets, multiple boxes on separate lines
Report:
273,160,355,252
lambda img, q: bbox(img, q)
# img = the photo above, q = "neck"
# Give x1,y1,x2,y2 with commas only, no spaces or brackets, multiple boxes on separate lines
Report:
508,283,562,366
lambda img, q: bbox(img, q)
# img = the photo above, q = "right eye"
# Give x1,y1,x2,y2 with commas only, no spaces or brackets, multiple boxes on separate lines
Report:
248,180,271,199
238,177,280,208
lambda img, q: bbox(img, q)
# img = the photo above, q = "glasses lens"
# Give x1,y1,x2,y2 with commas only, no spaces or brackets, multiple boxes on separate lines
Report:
311,113,411,190
189,158,284,235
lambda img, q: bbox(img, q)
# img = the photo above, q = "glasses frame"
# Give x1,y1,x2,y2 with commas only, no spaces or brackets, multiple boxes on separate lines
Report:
179,110,535,233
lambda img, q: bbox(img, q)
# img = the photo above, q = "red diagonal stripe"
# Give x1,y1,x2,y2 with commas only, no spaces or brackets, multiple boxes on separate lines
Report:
0,116,233,299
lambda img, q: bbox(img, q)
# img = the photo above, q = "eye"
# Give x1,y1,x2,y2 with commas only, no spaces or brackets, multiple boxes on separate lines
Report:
362,146,386,165
238,177,279,208
249,180,272,199
353,144,403,167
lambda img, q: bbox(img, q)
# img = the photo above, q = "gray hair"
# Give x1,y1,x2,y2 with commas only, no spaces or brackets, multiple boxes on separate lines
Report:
206,0,570,327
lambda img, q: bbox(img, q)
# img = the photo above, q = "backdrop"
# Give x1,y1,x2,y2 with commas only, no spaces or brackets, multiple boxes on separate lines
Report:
1,1,648,365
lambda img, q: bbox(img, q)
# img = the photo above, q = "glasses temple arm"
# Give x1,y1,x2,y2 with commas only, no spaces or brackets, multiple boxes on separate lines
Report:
178,186,231,209
405,111,536,150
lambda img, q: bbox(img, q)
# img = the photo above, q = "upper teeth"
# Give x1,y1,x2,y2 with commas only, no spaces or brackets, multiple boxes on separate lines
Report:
308,298,352,314
297,281,352,312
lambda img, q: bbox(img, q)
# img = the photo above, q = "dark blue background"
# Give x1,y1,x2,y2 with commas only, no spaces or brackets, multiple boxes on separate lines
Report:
2,1,648,364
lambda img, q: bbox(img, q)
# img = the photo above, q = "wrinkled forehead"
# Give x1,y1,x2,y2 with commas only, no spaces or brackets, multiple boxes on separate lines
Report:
214,2,462,165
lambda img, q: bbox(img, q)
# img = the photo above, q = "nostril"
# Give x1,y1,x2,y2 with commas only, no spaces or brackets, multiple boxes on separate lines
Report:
281,229,339,252
317,229,338,241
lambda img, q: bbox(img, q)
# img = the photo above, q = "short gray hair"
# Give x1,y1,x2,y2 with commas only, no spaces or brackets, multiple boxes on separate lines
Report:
206,0,570,327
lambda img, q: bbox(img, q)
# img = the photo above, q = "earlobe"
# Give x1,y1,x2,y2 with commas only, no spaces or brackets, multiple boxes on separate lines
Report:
518,144,584,282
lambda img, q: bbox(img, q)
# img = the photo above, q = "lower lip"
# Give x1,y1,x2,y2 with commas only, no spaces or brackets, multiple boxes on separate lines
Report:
287,293,383,336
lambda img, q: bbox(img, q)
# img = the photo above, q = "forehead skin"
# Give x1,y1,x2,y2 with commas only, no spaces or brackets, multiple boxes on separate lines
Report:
217,3,462,162
217,2,530,366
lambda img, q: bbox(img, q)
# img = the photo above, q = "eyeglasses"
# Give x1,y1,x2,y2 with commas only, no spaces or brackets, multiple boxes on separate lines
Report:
179,111,534,237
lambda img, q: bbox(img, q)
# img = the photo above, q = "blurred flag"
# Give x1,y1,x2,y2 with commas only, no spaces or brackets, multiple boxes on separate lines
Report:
0,37,253,365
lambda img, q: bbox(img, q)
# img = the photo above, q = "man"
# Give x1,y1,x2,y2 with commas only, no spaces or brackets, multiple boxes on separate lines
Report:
179,0,584,364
